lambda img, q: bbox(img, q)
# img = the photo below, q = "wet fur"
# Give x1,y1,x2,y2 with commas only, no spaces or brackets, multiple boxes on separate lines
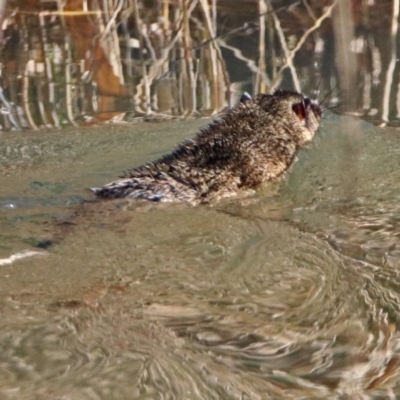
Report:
92,90,322,206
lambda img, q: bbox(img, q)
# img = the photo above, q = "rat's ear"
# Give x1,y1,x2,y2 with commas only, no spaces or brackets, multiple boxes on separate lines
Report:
292,99,307,123
240,92,252,103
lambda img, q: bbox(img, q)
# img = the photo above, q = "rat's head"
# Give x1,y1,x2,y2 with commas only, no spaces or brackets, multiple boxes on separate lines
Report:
241,90,322,146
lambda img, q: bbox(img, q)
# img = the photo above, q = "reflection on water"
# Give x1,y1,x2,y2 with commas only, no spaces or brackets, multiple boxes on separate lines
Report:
0,0,400,127
1,113,400,397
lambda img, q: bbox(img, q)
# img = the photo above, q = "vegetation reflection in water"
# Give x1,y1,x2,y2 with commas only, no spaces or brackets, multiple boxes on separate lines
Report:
0,0,399,127
0,114,400,397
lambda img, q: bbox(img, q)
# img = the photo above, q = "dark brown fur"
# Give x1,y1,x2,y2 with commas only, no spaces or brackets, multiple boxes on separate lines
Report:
91,90,322,205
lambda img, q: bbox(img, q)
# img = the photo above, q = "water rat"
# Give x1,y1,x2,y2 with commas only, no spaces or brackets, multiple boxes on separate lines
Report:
91,90,322,206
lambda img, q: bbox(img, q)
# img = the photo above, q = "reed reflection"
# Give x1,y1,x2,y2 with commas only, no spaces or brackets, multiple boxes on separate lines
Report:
0,0,398,129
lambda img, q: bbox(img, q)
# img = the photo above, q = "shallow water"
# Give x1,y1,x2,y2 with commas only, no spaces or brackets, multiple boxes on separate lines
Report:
2,115,400,398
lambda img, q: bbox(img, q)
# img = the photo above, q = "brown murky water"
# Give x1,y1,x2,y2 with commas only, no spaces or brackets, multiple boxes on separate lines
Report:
1,113,400,398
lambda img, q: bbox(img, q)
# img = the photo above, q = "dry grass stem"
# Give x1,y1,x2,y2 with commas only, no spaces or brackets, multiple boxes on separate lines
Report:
271,0,338,90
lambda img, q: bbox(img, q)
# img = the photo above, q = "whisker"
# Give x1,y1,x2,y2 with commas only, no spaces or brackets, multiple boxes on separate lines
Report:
318,85,338,107
318,91,334,107
321,104,341,112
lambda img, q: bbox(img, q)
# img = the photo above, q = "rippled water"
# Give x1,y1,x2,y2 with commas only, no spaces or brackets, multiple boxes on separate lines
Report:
1,115,400,398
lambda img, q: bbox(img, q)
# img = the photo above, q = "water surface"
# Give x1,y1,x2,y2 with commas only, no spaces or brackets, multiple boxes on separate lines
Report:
1,114,400,398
